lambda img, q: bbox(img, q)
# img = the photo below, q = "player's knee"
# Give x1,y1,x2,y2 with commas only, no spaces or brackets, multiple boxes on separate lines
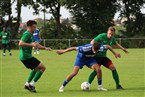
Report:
42,65,46,71
109,65,116,70
39,63,46,72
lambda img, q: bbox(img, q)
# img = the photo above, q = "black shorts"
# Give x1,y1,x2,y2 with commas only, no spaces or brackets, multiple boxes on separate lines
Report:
94,57,113,68
2,43,10,48
21,57,40,69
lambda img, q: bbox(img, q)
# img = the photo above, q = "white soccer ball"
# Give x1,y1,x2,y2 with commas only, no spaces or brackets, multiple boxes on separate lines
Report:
81,82,90,91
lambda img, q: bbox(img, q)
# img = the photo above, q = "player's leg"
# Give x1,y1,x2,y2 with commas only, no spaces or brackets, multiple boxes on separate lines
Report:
88,70,97,84
59,66,80,92
2,44,6,56
107,64,123,89
6,43,12,56
91,63,107,91
36,41,40,54
87,58,101,84
29,63,46,86
36,48,40,54
22,57,45,92
103,57,123,89
34,47,36,54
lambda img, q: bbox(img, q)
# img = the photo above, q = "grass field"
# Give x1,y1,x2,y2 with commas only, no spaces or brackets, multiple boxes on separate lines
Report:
0,49,145,97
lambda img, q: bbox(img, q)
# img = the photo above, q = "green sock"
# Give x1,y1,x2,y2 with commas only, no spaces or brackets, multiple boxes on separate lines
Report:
27,70,36,82
88,70,97,84
33,70,43,82
112,70,120,86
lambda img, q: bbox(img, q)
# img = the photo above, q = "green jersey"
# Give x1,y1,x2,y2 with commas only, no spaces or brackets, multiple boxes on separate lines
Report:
19,31,35,60
0,31,10,44
94,33,117,57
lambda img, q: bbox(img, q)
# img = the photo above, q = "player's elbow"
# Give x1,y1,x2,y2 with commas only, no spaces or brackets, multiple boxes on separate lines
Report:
90,40,94,44
18,41,23,46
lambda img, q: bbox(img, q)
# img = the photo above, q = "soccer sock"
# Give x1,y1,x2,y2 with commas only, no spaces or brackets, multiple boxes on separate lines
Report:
112,70,120,86
7,45,11,52
30,81,35,86
62,80,69,87
3,48,6,53
34,48,36,53
27,70,36,82
98,78,102,86
88,71,97,84
33,70,43,82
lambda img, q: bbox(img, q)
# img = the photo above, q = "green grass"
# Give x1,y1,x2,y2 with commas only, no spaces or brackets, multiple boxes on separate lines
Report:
0,49,145,97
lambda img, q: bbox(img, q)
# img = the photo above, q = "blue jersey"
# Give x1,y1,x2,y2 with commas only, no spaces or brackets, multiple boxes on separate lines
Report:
76,44,107,58
33,29,40,42
74,44,107,68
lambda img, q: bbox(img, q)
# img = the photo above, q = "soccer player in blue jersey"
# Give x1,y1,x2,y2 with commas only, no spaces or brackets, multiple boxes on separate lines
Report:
33,29,41,54
56,42,121,92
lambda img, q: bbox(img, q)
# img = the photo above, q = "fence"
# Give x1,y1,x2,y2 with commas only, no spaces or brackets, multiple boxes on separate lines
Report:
0,38,145,49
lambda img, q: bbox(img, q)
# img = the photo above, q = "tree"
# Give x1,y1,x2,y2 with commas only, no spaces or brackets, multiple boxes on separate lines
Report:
65,0,118,38
119,0,145,37
33,0,65,38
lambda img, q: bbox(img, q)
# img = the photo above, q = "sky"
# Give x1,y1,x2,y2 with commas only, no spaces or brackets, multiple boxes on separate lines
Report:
10,3,71,22
8,3,145,22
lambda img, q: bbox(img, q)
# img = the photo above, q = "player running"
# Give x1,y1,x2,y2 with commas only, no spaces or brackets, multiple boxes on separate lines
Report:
0,27,12,56
88,26,128,89
56,42,121,92
19,20,51,93
33,28,41,54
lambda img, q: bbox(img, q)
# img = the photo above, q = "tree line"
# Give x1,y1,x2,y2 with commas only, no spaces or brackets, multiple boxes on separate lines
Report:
0,0,145,39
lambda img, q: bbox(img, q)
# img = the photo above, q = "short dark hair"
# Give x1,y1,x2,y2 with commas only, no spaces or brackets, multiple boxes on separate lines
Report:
27,20,37,27
93,42,101,51
108,26,115,32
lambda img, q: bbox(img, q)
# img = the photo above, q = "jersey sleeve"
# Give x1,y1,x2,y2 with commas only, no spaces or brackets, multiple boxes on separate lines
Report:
21,33,30,42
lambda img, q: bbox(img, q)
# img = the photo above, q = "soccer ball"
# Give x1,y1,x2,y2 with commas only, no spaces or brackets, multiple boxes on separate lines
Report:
81,82,90,91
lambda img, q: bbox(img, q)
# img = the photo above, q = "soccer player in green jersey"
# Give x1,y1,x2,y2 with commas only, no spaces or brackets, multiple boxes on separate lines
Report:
0,27,12,56
88,26,128,89
19,20,51,93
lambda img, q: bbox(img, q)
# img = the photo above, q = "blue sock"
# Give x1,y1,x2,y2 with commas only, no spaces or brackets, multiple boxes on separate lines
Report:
62,80,69,87
98,79,102,85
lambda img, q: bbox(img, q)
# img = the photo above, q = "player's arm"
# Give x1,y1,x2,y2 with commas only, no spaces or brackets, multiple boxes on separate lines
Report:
104,45,121,58
19,40,37,47
90,39,95,44
56,47,76,55
36,43,51,51
115,43,129,53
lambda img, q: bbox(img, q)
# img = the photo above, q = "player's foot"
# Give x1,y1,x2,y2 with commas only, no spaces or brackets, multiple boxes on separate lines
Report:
98,86,107,91
24,84,36,93
9,53,12,56
116,85,124,90
37,51,39,54
3,53,5,56
29,85,37,93
24,85,31,91
59,85,64,92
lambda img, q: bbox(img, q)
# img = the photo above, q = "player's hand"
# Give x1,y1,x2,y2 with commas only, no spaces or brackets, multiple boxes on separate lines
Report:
32,42,38,48
45,47,52,51
56,50,65,55
115,53,121,58
123,49,129,53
